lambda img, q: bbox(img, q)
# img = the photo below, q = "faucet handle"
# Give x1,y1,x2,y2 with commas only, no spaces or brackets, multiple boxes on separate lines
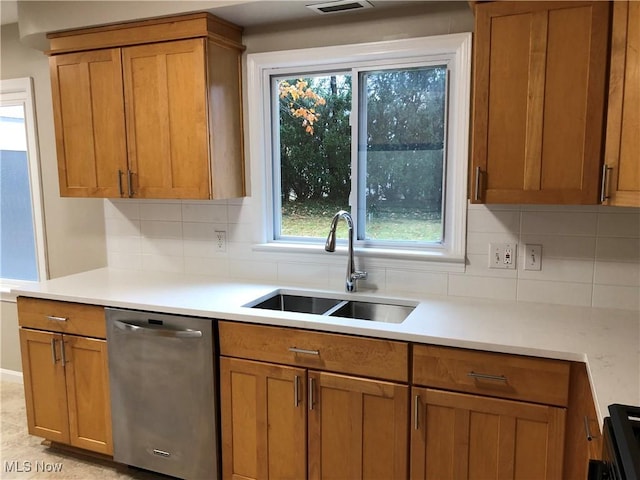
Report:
351,270,367,281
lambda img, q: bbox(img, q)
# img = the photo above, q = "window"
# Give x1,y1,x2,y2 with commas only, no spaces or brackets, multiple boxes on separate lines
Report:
248,34,471,264
1,78,47,289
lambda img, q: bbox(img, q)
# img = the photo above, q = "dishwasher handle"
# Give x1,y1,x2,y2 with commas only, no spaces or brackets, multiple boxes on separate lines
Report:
113,320,203,338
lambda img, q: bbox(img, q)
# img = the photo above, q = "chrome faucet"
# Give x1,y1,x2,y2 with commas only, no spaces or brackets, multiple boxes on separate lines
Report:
325,210,367,292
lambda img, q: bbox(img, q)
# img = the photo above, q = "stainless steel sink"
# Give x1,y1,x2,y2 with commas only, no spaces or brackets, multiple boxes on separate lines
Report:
250,294,342,315
246,291,416,324
328,300,414,324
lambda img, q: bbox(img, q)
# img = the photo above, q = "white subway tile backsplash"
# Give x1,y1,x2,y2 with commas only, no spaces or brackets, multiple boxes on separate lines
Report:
104,200,140,220
141,237,183,257
466,231,519,256
386,269,448,296
277,262,329,287
140,220,183,239
597,211,640,238
465,254,518,278
106,235,141,254
107,251,142,271
184,256,229,277
228,204,254,225
594,261,640,287
519,234,596,260
105,218,141,237
517,279,592,307
228,259,278,282
141,254,184,273
182,203,228,223
103,201,640,311
139,202,182,222
596,237,640,262
183,222,218,241
467,207,520,233
518,258,594,284
521,211,597,236
592,285,640,311
448,274,517,300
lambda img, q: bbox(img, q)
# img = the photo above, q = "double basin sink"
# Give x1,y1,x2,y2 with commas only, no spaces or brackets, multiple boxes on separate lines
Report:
245,290,416,324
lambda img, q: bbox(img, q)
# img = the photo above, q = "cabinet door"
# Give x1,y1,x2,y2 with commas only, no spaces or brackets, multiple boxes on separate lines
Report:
471,1,610,204
220,357,307,480
308,371,408,480
19,329,69,443
603,0,640,206
50,49,127,197
122,38,210,199
64,335,112,455
410,387,566,480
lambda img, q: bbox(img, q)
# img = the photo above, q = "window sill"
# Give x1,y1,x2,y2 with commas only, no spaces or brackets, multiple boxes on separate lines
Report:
252,242,466,273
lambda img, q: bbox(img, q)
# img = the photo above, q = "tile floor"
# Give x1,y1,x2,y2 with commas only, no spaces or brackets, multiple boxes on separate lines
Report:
0,381,169,479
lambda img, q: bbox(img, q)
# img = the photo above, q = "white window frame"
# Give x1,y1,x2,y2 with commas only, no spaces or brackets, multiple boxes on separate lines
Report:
247,33,471,267
1,77,48,299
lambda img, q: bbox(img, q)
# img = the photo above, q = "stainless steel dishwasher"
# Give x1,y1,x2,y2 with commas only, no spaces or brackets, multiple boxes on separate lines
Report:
106,308,218,480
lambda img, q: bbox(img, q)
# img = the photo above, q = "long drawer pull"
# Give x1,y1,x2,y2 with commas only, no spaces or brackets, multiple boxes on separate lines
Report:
468,371,507,382
46,315,68,322
294,375,300,407
51,339,57,364
288,347,320,356
414,395,420,430
308,377,315,411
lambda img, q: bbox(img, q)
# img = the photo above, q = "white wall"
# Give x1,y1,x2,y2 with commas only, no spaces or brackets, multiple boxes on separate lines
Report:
102,3,639,312
1,23,107,372
104,199,640,310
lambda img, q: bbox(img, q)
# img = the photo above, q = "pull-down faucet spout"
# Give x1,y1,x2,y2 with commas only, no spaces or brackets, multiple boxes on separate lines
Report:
325,210,367,292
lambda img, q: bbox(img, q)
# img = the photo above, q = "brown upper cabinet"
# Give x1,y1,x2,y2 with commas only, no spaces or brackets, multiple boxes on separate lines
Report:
48,13,245,200
602,0,640,206
470,1,611,204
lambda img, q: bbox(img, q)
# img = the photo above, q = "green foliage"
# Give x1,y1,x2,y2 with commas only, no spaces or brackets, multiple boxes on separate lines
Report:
277,66,447,242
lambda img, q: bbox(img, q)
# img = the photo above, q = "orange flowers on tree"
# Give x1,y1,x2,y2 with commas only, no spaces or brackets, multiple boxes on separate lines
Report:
279,79,326,134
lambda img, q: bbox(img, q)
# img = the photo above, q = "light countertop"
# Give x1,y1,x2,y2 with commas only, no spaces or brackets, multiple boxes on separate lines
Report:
12,267,640,423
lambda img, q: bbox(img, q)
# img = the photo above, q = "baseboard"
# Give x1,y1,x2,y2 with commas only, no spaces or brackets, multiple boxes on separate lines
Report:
1,368,23,383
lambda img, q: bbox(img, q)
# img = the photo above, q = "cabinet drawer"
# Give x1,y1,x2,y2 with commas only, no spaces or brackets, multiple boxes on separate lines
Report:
219,321,408,382
17,297,106,339
412,344,570,407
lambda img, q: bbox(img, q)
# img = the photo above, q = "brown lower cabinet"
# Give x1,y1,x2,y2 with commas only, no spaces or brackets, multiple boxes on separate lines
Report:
19,328,112,455
220,356,408,480
410,387,566,479
17,297,112,456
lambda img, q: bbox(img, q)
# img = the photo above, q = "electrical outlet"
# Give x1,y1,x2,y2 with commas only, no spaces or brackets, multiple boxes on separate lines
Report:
489,243,517,269
523,244,542,271
214,230,226,252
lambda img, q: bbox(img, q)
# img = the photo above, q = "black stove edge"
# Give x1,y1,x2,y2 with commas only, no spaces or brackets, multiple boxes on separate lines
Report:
609,404,640,480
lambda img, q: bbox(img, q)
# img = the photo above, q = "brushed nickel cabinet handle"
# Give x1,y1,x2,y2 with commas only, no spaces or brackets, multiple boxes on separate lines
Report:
51,339,57,364
46,315,67,322
600,164,612,203
288,347,320,356
474,166,482,201
60,340,66,367
118,169,124,196
294,375,300,407
127,170,134,198
467,371,507,382
414,395,420,430
308,377,315,411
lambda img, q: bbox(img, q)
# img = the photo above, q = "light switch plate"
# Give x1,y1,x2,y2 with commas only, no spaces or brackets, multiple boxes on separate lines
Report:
523,244,542,271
